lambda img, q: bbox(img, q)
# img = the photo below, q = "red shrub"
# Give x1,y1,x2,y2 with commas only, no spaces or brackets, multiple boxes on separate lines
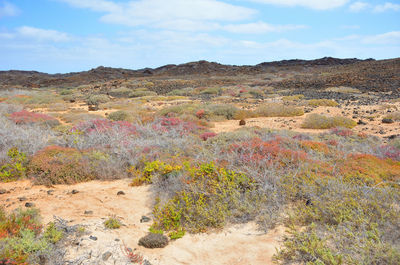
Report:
153,117,202,134
376,145,400,161
72,119,137,135
200,132,217,141
230,137,308,166
28,146,98,185
330,127,353,137
9,110,58,126
196,109,205,119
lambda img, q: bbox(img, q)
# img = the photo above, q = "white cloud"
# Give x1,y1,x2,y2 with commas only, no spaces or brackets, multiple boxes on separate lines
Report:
349,1,370,12
0,1,19,18
16,26,72,42
60,0,256,28
373,2,400,12
248,0,350,10
362,31,400,44
223,22,306,34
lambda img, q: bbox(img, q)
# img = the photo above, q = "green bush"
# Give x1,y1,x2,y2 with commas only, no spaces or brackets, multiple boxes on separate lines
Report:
301,114,357,129
104,217,121,229
200,87,221,95
43,222,63,244
86,94,110,105
0,148,27,182
108,110,129,121
307,99,339,107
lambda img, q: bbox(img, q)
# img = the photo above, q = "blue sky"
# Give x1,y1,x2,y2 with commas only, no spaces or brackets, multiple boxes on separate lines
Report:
0,0,399,73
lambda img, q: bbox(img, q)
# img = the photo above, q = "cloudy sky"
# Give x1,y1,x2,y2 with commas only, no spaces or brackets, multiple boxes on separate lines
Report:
0,0,399,73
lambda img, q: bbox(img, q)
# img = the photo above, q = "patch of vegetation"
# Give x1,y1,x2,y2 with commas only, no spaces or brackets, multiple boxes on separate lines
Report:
0,148,27,182
86,94,110,105
302,114,357,129
104,217,121,229
282,94,304,102
307,99,339,107
108,110,129,121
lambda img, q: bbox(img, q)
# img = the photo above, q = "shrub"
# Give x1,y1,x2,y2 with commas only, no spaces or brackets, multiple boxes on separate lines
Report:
255,103,304,117
43,222,63,244
307,99,339,107
167,87,194,97
0,208,44,263
104,217,121,229
282,94,304,102
130,160,182,186
9,110,60,127
0,148,27,182
301,114,357,129
200,132,217,141
108,87,132,98
107,110,129,121
86,94,109,105
199,87,221,95
149,162,258,234
28,146,103,185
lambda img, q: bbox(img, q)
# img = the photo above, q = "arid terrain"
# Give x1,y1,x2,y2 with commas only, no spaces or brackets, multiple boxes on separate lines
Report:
0,57,399,264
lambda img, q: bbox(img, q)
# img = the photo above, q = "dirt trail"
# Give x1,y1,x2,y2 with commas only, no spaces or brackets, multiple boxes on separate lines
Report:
0,179,285,265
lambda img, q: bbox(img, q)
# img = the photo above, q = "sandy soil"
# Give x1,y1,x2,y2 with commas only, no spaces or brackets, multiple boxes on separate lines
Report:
0,179,284,265
212,104,400,138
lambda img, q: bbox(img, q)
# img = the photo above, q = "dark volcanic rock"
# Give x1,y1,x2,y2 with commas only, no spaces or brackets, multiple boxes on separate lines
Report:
138,233,169,249
382,118,394,124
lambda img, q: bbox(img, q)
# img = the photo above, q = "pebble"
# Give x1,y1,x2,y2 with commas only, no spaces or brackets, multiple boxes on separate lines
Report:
117,191,125,196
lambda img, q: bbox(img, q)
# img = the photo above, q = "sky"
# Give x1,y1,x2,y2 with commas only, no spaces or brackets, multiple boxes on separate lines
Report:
0,0,399,73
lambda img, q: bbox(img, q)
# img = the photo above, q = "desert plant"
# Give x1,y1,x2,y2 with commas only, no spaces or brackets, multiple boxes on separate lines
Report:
104,217,121,229
0,148,27,182
108,87,132,98
86,94,109,105
302,114,357,129
307,99,339,107
108,110,129,121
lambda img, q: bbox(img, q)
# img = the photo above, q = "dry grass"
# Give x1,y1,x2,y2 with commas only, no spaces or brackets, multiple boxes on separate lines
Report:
301,114,357,129
307,99,338,107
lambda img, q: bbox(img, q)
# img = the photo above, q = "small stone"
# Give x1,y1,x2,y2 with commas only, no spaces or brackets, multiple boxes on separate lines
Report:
115,238,120,242
138,233,169,249
0,189,6,194
357,120,367,125
71,190,79,194
140,216,151,223
102,251,112,261
47,190,54,195
84,210,93,215
382,118,394,124
89,235,98,241
379,129,386,135
239,120,246,126
117,191,125,196
18,197,27,202
25,202,34,208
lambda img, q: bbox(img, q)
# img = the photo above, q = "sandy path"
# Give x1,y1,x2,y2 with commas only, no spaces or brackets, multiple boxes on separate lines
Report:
0,179,284,265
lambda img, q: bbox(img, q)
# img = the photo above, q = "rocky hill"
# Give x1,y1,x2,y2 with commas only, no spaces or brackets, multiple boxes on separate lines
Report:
0,57,398,92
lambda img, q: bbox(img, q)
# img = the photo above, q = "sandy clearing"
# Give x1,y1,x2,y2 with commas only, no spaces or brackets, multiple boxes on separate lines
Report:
0,179,285,265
